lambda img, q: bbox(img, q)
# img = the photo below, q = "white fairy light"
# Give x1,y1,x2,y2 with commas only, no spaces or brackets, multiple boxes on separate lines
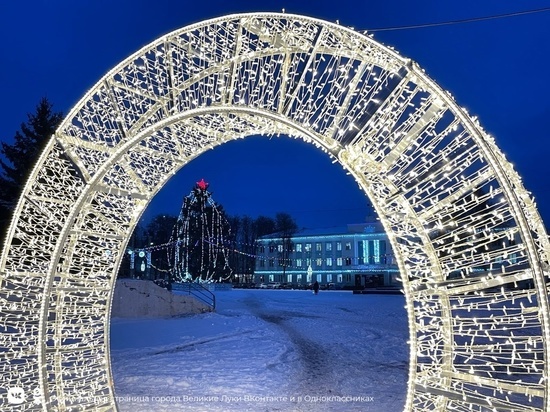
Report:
1,12,549,412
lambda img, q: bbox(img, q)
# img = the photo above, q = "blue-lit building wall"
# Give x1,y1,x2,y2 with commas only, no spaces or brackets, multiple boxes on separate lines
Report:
254,221,400,288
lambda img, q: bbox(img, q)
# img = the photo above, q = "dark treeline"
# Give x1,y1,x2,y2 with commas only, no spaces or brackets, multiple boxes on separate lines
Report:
226,214,295,282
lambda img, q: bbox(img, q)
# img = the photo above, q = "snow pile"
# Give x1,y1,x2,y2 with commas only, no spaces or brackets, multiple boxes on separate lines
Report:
111,279,212,318
110,289,409,411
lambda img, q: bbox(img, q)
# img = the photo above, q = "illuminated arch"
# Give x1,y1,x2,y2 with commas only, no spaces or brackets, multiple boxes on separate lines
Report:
1,13,549,411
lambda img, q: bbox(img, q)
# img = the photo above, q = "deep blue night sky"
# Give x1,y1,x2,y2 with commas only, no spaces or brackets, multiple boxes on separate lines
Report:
1,1,549,229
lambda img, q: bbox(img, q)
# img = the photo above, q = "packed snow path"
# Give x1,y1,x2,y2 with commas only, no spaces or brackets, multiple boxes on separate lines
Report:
111,289,409,411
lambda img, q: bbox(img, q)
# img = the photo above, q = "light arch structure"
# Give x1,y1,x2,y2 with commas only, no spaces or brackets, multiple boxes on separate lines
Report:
1,12,550,411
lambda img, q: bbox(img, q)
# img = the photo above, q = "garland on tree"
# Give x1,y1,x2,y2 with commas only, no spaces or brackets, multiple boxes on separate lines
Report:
168,179,232,282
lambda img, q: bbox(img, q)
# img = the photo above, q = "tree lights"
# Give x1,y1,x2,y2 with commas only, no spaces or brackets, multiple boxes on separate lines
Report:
1,12,549,411
168,179,232,282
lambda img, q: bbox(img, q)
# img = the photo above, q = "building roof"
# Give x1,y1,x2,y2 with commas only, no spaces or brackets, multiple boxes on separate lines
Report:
259,220,386,241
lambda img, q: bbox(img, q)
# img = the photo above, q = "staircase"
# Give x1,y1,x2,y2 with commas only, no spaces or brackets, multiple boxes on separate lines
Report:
172,282,216,311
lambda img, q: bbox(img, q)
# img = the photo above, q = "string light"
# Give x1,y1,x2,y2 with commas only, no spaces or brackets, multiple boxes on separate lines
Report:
1,12,549,412
167,180,232,282
363,7,550,33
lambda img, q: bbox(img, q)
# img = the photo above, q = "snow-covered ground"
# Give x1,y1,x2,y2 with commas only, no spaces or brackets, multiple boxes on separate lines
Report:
110,289,409,411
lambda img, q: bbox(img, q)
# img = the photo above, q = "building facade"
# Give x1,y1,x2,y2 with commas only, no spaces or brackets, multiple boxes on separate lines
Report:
254,219,400,289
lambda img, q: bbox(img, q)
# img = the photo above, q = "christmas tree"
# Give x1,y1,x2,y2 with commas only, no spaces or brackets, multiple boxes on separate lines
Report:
168,179,232,282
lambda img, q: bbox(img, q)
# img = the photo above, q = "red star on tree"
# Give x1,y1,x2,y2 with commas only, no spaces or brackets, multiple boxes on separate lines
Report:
196,178,208,191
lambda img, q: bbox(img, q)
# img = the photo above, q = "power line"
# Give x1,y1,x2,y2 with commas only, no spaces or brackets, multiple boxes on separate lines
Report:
362,6,550,32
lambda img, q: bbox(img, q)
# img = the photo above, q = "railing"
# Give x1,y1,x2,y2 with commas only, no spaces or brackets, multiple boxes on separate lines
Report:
172,282,216,310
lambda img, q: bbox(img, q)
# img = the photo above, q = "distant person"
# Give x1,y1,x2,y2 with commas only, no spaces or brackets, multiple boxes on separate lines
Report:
313,281,320,295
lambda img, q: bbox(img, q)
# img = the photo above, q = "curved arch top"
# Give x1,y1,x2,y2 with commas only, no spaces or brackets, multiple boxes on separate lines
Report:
1,12,549,411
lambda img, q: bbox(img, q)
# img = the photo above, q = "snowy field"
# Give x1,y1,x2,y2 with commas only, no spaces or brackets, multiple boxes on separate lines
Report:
110,289,409,411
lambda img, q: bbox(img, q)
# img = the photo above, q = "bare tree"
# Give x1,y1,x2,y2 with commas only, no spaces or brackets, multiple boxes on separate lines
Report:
275,212,298,282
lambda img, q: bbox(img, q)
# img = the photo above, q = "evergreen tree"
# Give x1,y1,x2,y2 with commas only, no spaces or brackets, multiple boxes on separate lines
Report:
0,98,63,240
168,179,232,282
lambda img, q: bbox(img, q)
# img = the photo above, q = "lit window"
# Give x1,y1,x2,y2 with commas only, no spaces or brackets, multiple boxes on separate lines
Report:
326,242,332,251
326,257,333,266
336,242,342,251
316,258,322,267
327,274,333,282
296,258,302,267
296,244,302,252
336,257,343,266
277,244,283,252
305,243,312,252
337,274,343,283
316,243,322,252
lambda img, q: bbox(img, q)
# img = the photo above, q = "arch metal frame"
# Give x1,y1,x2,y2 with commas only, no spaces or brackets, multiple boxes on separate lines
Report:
1,13,549,411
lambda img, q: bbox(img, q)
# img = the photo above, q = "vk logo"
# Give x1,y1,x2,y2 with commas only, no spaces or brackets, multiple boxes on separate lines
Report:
7,387,25,404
